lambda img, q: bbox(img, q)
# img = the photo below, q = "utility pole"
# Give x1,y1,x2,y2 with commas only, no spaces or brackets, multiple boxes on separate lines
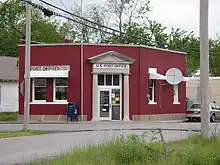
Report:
23,0,31,130
200,0,210,137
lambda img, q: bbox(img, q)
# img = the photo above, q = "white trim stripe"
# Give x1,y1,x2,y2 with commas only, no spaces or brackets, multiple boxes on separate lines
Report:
30,71,69,78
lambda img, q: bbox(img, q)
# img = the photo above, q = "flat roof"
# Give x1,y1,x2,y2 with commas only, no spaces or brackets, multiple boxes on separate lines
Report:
0,56,18,81
18,43,187,55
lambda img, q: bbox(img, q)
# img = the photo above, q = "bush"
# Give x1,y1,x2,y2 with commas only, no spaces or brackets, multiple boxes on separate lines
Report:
0,112,17,121
112,134,158,164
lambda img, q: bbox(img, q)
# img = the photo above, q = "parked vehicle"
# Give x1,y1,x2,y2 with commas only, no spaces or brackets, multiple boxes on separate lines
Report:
186,102,220,122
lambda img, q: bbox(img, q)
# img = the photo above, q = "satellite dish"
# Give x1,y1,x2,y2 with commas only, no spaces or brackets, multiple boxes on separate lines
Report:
165,68,183,85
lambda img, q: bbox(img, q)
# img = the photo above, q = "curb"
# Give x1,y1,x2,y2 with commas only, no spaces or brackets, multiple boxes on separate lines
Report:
0,120,187,124
0,127,201,133
45,128,201,134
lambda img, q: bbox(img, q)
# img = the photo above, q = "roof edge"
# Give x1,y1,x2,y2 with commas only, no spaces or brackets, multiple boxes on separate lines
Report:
18,43,187,55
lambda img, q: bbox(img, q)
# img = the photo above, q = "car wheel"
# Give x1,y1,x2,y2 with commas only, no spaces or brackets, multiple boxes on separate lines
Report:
210,114,215,122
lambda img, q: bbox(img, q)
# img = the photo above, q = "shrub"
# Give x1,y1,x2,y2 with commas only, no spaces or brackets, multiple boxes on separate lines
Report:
0,112,17,121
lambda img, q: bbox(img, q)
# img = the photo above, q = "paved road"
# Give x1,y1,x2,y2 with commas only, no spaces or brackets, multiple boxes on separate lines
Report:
0,129,196,165
0,121,218,165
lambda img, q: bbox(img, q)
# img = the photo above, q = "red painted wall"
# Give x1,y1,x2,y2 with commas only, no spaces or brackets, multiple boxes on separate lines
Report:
19,45,81,116
139,47,186,115
18,44,186,120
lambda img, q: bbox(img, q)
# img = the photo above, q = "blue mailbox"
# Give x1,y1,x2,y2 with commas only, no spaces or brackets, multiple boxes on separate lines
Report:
66,102,78,122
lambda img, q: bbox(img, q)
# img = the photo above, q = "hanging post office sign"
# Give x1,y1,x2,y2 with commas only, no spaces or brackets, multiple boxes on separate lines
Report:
93,63,129,69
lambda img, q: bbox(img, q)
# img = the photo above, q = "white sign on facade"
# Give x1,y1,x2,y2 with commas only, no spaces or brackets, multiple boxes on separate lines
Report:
30,65,70,71
93,63,129,69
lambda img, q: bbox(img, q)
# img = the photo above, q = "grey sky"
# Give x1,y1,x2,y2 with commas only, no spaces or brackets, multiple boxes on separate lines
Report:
40,0,220,39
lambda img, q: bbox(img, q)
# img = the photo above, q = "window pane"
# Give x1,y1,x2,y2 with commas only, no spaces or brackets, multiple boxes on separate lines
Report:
98,75,104,85
34,87,46,100
113,75,119,86
148,88,153,100
149,79,154,87
106,75,112,86
56,87,68,100
55,78,67,86
34,78,46,86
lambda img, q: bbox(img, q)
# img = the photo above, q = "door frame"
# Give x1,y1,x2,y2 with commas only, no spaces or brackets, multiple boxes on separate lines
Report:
97,74,122,121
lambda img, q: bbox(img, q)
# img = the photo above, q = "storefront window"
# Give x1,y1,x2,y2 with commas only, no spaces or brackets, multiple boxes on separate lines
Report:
55,78,68,100
33,78,46,100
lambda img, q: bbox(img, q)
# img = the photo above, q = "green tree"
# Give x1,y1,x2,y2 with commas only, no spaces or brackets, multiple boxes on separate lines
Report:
209,39,220,76
105,0,150,33
106,21,201,76
0,0,71,57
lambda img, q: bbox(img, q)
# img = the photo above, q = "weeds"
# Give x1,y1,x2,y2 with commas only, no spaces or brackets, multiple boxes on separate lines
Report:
30,129,220,165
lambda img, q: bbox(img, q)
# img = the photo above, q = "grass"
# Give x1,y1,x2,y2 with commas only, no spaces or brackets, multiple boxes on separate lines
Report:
0,112,18,121
0,130,47,139
29,133,220,165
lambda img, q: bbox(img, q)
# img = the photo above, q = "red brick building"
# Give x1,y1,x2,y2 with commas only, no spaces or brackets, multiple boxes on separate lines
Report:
18,42,188,122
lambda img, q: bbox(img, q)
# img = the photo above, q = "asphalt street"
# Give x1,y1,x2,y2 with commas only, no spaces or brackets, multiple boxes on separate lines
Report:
0,121,218,165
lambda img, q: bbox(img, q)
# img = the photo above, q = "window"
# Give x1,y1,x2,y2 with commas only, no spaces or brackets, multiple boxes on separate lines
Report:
113,75,119,86
33,78,46,101
54,78,68,101
173,85,180,104
148,79,156,104
98,74,120,86
106,75,112,86
98,75,104,85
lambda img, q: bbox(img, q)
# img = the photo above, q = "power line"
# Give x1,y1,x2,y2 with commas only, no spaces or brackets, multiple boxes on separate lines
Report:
18,0,215,53
37,0,203,51
20,0,117,36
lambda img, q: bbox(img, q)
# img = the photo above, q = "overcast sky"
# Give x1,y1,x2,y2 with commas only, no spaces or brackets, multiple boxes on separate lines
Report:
44,0,220,39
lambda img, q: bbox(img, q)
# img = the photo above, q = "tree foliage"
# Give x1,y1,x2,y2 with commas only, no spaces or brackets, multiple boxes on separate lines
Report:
0,0,69,57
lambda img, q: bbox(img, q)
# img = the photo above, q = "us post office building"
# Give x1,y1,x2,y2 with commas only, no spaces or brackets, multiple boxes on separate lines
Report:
18,41,188,122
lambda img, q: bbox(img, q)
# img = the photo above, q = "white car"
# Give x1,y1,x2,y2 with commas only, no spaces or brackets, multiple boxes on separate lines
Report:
186,102,220,122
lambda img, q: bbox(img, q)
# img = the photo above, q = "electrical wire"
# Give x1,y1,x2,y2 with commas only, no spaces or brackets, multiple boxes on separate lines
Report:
20,0,118,36
37,0,203,51
18,0,213,53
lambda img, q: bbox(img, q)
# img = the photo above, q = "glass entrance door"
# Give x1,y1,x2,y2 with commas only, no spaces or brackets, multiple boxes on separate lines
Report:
111,89,121,120
99,89,111,120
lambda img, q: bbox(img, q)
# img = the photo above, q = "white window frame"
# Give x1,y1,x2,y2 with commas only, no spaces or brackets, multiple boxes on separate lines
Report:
53,78,68,103
173,84,180,104
148,79,157,104
32,78,46,103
